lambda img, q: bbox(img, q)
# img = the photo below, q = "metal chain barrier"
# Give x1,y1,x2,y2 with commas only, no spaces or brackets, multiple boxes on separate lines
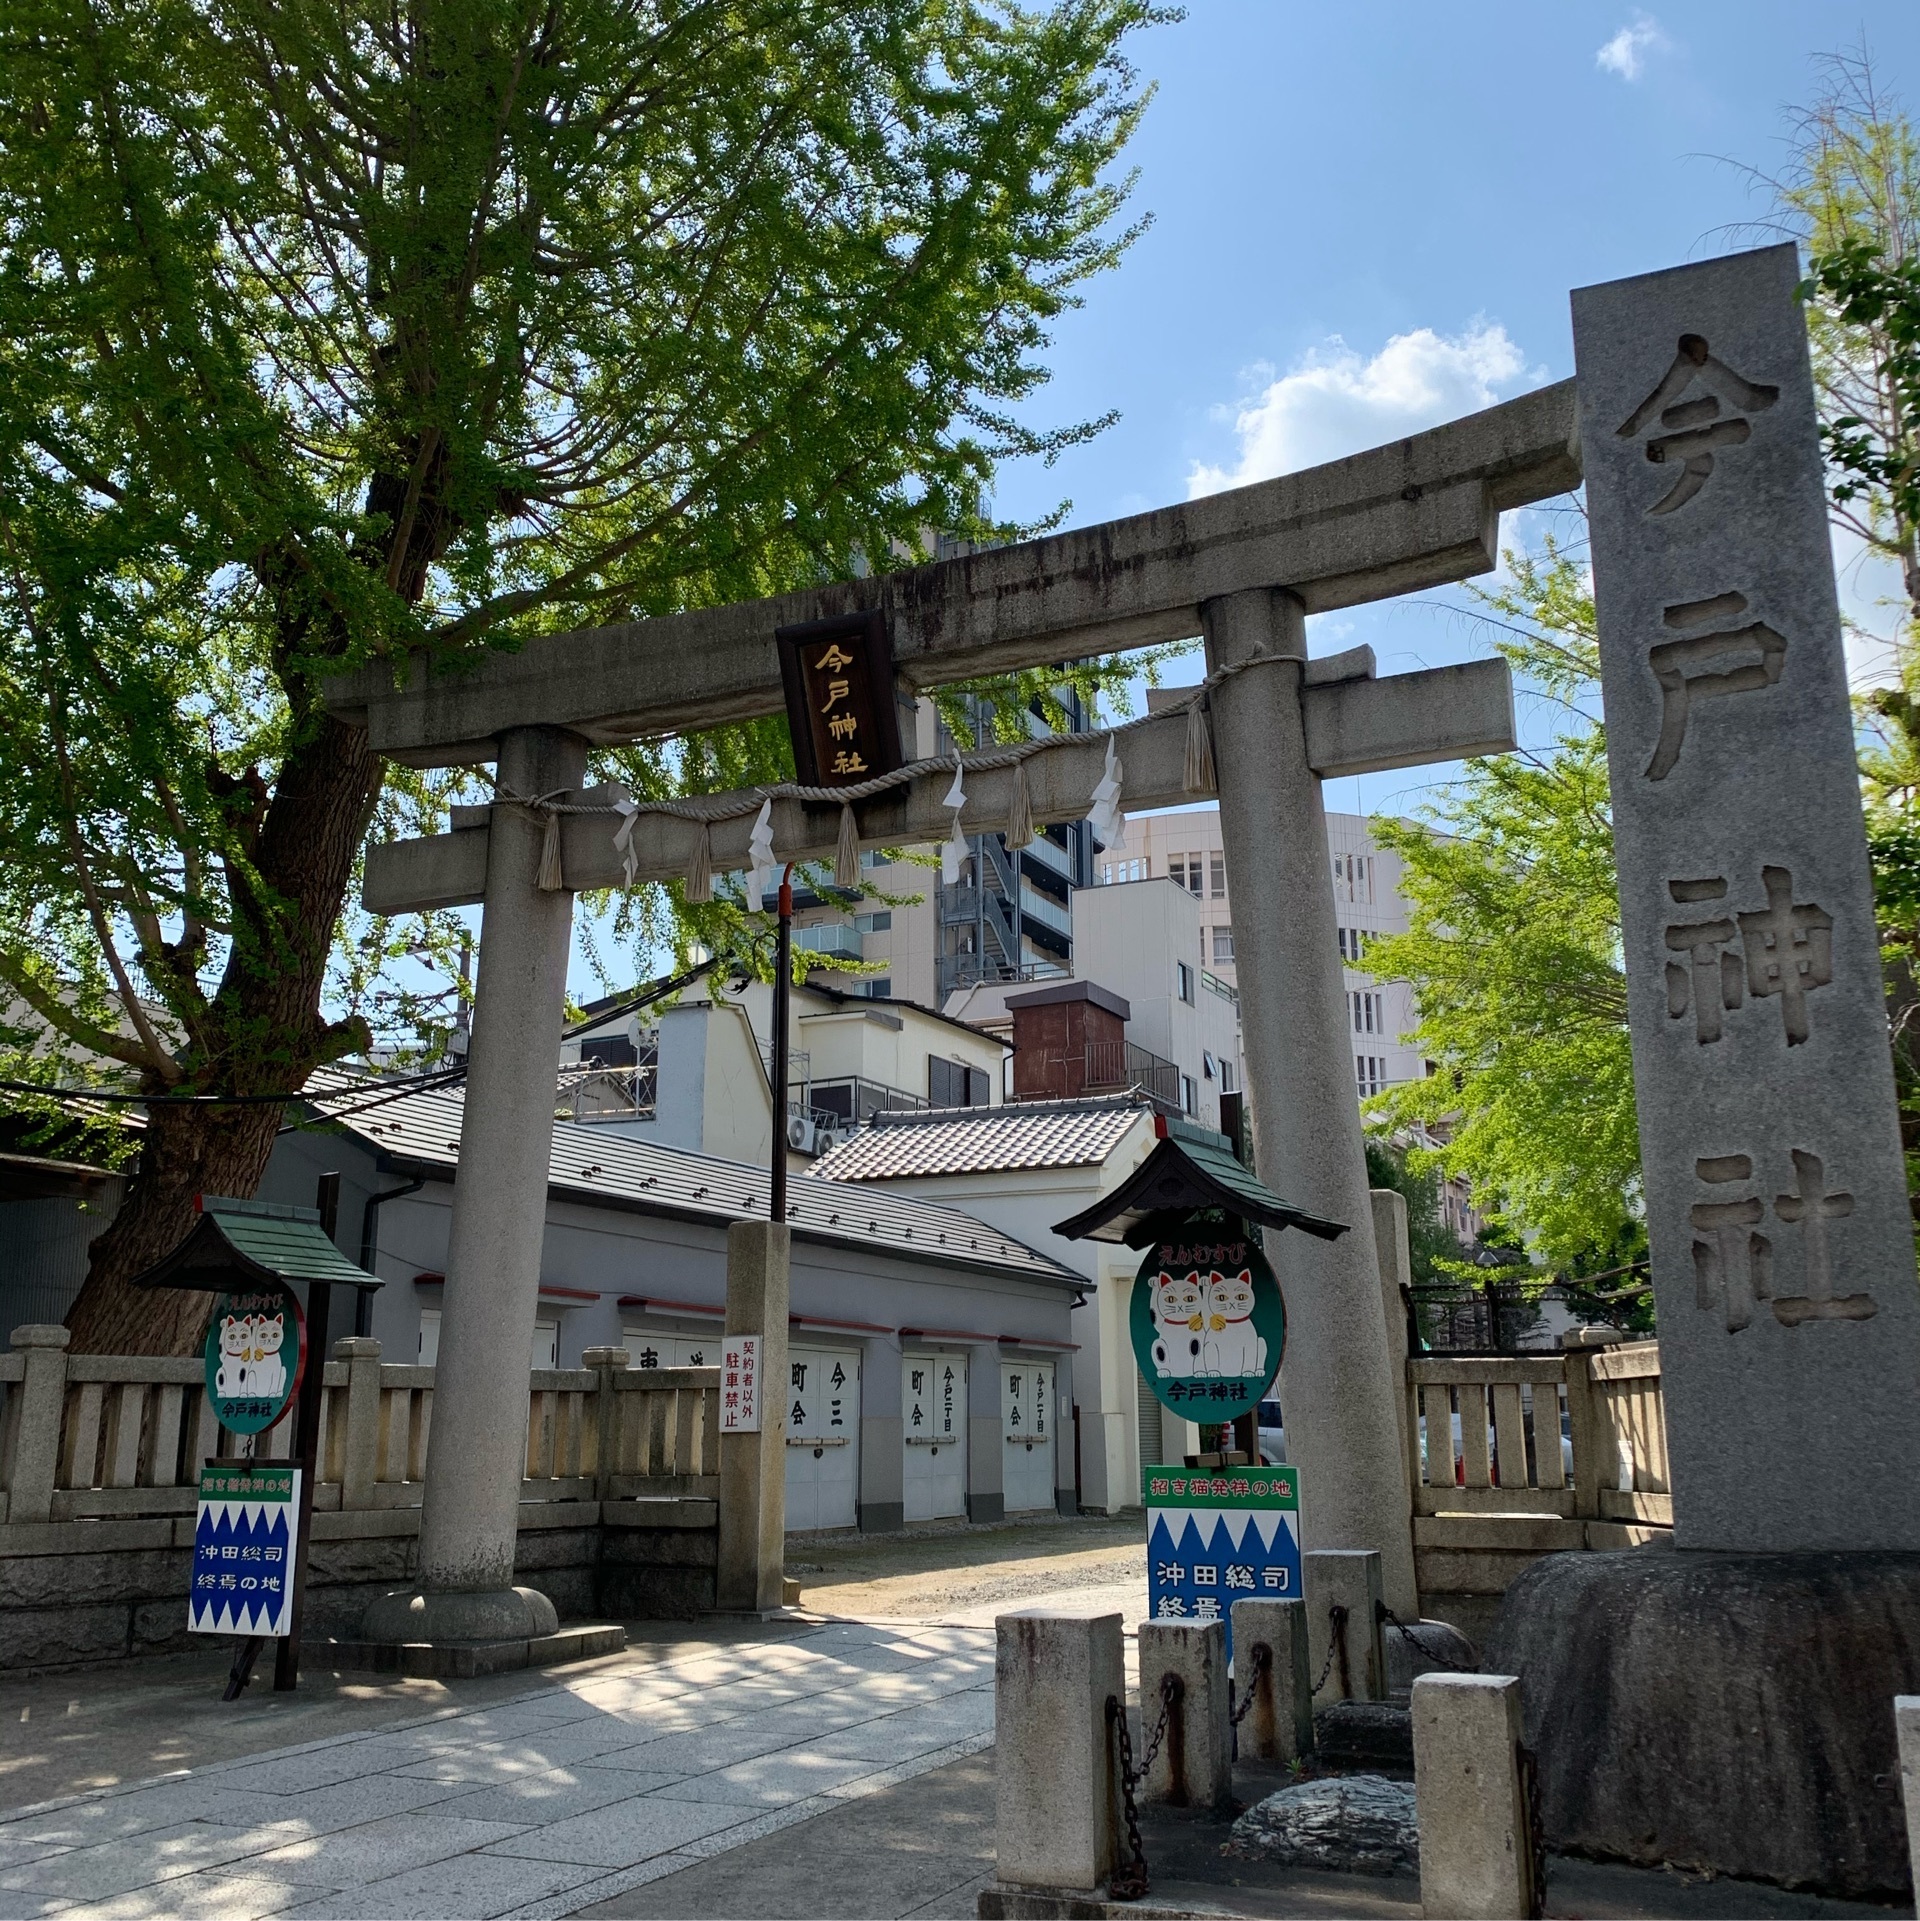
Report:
1106,1673,1181,1902
1309,1603,1346,1697
1227,1641,1271,1762
1229,1642,1272,1728
1376,1600,1481,1674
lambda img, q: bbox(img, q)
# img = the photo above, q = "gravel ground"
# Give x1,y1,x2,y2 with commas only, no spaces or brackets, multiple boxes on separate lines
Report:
785,1511,1146,1620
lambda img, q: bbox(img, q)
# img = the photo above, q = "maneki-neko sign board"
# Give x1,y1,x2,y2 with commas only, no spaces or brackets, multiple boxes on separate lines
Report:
1129,1236,1284,1424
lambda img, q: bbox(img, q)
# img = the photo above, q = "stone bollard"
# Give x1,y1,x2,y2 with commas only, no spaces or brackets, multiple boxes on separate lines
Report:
1411,1672,1537,1921
1898,1696,1920,1898
1137,1619,1232,1810
993,1608,1125,1892
1231,1597,1314,1763
1305,1547,1386,1701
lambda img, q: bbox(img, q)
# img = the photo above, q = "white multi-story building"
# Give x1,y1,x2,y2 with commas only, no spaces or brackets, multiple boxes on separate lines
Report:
1113,806,1426,1104
944,871,1243,1131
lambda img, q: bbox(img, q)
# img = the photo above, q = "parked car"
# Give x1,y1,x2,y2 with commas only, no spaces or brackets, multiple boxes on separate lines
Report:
1257,1398,1286,1466
1413,1404,1576,1484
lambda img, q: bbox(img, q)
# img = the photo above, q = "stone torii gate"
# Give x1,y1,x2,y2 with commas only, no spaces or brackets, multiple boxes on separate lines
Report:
327,378,1580,1644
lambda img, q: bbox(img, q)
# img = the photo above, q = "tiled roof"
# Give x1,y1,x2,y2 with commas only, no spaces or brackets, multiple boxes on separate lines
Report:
309,1077,1077,1289
809,1094,1149,1182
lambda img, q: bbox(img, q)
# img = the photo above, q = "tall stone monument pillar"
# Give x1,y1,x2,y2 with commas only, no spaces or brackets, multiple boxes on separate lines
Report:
364,724,588,1646
1491,244,1920,1898
1574,242,1920,1551
1204,586,1420,1618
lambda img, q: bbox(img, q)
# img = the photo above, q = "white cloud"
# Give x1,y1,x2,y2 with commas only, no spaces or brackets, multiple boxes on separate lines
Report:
1596,15,1664,82
1187,322,1532,498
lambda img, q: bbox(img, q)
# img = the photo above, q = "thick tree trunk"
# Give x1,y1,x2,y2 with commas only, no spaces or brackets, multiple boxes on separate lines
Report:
66,1099,288,1355
64,711,381,1354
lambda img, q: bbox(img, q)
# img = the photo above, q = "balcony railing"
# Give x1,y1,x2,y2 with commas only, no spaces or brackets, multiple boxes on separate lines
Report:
946,958,1070,990
1201,969,1239,1006
794,921,862,962
556,1061,658,1123
1082,1038,1182,1111
810,1075,929,1128
1016,885,1072,939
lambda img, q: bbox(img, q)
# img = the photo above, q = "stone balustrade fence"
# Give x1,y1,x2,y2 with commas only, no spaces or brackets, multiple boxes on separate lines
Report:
1404,1339,1669,1527
1402,1340,1670,1646
0,1327,719,1529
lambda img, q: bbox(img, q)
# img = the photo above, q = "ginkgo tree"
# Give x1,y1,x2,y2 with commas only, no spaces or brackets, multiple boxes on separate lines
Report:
0,0,1169,1350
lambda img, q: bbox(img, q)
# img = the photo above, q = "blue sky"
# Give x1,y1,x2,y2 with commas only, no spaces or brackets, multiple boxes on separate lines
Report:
557,7,1919,997
983,3,1920,820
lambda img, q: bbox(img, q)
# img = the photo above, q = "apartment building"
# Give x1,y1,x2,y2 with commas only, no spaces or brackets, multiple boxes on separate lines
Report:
1116,806,1427,1105
557,973,1008,1162
944,873,1244,1132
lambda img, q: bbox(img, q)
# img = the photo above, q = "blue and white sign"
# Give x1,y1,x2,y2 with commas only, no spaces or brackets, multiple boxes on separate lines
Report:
189,1464,298,1637
1143,1464,1302,1660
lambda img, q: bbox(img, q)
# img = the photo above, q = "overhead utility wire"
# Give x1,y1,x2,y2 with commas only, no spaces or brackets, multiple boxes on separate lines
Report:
0,1064,468,1108
7,956,721,1119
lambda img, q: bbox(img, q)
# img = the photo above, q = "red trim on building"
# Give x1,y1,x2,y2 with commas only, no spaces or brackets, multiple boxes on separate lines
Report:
616,1294,726,1319
790,1312,894,1336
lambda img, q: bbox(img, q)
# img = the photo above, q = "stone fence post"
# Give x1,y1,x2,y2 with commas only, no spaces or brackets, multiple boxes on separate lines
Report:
1411,1672,1537,1921
993,1608,1125,1893
582,1346,628,1499
716,1221,788,1612
1305,1547,1386,1702
7,1326,71,1525
1562,1347,1605,1521
334,1336,383,1511
1138,1618,1231,1810
1231,1596,1315,1763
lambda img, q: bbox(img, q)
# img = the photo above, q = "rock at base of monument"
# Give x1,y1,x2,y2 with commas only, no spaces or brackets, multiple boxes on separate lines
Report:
1385,1616,1478,1698
1225,1775,1419,1877
1486,1547,1920,1899
323,1621,626,1679
1312,1699,1414,1771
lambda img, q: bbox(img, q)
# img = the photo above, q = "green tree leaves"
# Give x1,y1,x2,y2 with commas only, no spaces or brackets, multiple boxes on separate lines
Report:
0,0,1167,1327
1361,540,1643,1272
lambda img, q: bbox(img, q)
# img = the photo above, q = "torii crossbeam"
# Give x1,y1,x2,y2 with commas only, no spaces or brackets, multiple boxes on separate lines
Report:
329,379,1582,1643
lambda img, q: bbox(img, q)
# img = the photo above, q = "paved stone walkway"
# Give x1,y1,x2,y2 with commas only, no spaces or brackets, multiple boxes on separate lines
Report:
0,1622,995,1920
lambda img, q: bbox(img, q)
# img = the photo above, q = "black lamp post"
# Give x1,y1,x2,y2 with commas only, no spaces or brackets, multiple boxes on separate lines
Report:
770,864,793,1224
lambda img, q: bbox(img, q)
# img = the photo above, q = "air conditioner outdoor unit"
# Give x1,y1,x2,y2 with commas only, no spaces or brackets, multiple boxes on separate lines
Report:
785,1113,819,1154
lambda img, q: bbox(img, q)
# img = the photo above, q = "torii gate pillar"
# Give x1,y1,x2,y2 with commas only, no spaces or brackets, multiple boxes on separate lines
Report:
363,724,587,1647
1204,587,1420,1618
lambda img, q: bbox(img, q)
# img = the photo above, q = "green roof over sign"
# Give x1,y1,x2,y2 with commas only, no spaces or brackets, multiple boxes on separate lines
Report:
1050,1118,1347,1249
129,1195,381,1293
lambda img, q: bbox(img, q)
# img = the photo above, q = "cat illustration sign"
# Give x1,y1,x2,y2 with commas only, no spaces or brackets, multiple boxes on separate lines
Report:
204,1283,305,1435
1129,1237,1284,1422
